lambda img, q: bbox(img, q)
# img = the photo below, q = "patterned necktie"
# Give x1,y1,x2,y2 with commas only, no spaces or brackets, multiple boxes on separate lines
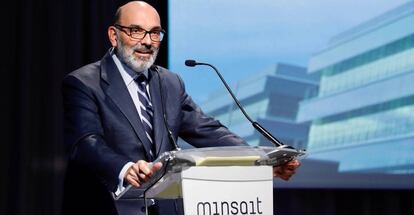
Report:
135,74,155,158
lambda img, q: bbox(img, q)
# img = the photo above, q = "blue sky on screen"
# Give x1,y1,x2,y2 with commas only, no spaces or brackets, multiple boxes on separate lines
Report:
168,0,408,103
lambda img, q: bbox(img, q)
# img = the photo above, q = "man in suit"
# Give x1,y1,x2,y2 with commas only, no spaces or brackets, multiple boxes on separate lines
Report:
62,1,300,215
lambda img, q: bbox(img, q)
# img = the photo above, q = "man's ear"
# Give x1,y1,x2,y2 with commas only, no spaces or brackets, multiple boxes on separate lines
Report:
108,26,118,47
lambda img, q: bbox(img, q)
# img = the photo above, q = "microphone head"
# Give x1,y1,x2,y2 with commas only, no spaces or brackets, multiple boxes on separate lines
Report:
185,59,197,67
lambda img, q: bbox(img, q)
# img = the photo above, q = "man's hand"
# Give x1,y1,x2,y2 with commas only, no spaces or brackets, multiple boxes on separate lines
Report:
124,160,163,187
273,159,301,181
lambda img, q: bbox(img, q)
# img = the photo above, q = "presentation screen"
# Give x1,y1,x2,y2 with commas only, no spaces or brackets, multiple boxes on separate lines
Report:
168,0,414,189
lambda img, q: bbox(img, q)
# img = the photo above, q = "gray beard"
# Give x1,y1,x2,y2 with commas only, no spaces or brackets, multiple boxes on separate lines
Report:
116,38,159,73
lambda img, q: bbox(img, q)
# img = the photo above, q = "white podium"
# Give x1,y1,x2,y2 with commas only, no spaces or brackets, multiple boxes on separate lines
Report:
179,166,273,215
115,146,305,215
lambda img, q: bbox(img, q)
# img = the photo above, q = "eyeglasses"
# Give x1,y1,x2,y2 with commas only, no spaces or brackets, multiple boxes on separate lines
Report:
114,24,166,42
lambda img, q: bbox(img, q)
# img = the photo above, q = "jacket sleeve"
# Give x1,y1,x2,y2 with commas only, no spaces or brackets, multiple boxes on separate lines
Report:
62,75,130,192
174,74,248,147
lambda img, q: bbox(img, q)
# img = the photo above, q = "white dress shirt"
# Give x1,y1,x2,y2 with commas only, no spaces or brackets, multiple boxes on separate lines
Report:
111,52,152,196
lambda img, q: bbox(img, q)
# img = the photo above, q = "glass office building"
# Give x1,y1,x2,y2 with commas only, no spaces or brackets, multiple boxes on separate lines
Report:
201,63,319,149
297,2,414,173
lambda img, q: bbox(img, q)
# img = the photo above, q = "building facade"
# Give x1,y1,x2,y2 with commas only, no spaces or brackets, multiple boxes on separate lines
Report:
201,63,319,149
297,2,414,173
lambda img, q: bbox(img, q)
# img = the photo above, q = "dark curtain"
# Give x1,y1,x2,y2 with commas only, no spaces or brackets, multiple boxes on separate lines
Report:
3,1,168,215
2,0,414,215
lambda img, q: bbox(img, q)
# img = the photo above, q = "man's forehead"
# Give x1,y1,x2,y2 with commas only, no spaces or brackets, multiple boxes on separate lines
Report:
118,3,161,28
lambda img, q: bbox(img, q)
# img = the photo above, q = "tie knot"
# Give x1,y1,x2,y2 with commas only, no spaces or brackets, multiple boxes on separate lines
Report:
134,73,147,84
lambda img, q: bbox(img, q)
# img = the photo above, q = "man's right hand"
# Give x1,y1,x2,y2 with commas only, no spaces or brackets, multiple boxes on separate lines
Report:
124,160,163,187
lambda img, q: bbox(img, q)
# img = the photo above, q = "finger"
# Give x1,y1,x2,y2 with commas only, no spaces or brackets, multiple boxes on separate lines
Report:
280,164,296,174
273,167,283,177
128,168,139,181
282,169,296,180
273,167,295,180
126,175,140,187
274,171,290,180
278,160,300,173
151,162,163,172
286,160,301,168
137,160,152,176
138,172,148,182
282,165,296,172
131,163,141,175
275,169,291,180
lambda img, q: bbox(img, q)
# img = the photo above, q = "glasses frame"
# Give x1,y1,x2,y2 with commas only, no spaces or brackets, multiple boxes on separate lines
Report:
113,24,166,42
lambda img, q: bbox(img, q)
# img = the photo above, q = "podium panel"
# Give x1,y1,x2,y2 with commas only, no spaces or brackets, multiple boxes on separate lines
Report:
181,166,273,215
113,146,306,214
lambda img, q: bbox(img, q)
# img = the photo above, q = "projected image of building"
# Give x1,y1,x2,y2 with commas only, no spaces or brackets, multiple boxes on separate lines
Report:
201,63,319,149
297,2,414,174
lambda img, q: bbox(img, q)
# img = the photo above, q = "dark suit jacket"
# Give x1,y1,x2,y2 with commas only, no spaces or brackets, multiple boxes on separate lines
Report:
61,51,246,215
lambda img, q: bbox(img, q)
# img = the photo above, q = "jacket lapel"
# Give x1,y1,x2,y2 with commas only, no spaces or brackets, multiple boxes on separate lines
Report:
100,52,154,160
148,67,167,157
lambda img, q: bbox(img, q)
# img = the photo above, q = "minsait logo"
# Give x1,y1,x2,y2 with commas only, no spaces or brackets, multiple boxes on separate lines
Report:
196,197,263,215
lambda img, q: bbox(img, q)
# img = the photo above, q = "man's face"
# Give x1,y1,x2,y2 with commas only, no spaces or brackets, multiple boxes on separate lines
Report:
112,3,162,72
115,31,159,72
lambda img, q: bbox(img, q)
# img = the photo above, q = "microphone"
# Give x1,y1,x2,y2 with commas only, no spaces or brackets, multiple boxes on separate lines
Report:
185,59,291,148
184,60,197,67
151,65,181,151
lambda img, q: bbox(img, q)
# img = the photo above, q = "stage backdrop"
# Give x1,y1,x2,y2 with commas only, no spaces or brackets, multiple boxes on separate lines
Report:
169,0,414,190
3,0,414,215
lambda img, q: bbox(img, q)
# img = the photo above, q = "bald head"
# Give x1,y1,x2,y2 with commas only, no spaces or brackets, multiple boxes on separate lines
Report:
114,1,161,27
108,1,162,73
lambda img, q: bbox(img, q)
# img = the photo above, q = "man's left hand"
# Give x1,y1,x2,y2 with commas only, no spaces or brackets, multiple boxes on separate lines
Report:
273,159,301,180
